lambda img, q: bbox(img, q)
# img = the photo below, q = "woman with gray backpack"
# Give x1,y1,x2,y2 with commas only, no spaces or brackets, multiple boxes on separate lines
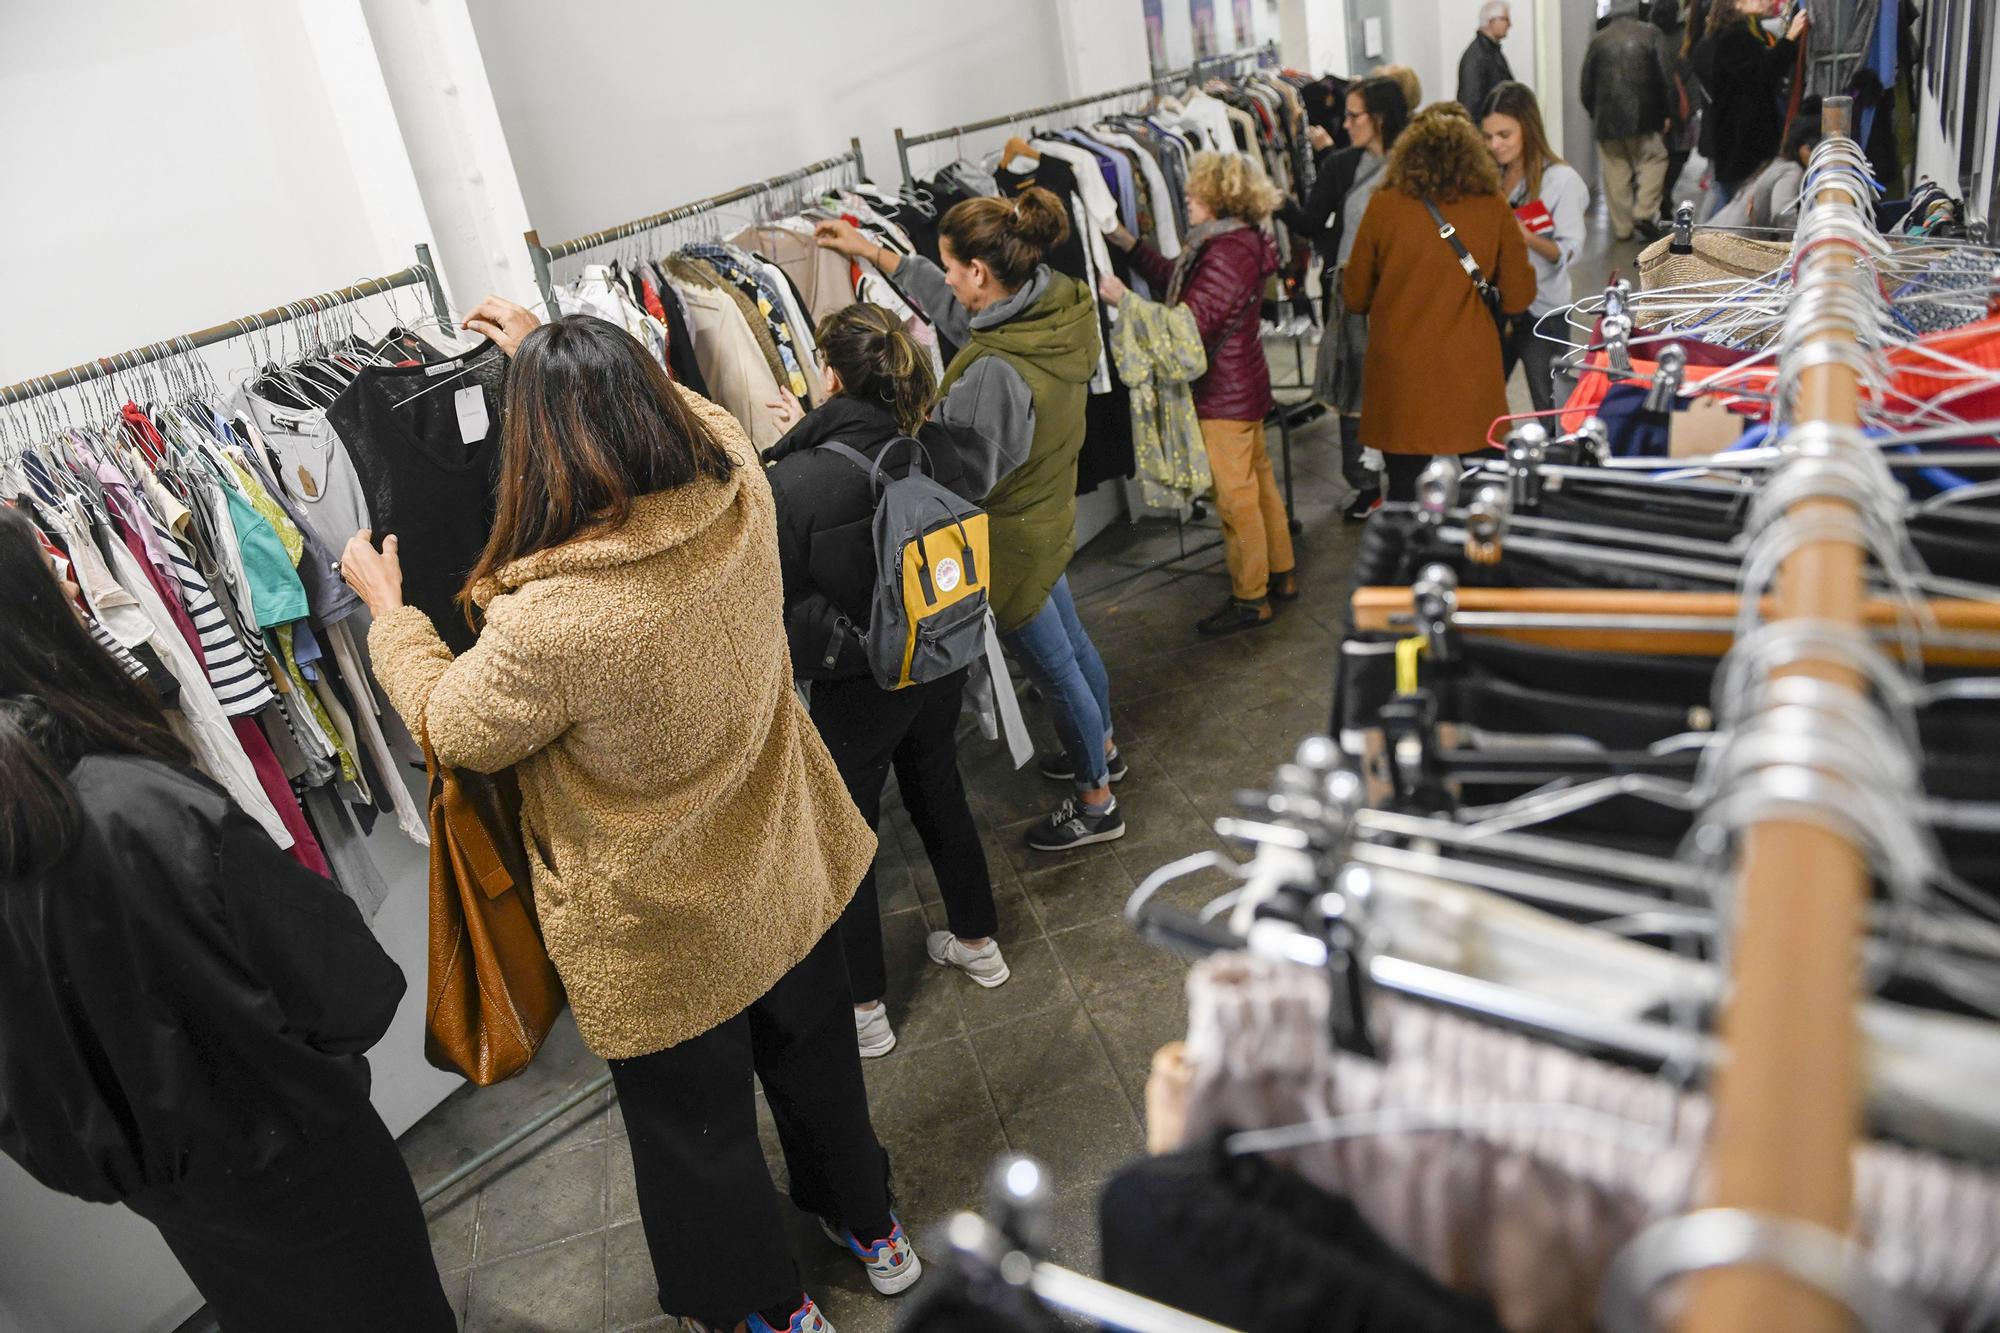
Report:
766,303,1009,1060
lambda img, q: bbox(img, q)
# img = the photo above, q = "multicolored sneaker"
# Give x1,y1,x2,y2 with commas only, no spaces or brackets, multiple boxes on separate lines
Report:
819,1215,924,1295
739,1297,833,1333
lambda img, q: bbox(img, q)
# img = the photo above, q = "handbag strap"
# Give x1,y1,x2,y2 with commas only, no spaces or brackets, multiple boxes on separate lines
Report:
1421,196,1499,305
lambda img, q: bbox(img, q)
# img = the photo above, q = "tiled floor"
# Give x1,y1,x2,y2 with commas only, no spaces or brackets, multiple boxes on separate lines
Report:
386,208,1650,1333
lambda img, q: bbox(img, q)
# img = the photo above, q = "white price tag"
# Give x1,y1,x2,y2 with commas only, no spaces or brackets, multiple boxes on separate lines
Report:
454,385,490,445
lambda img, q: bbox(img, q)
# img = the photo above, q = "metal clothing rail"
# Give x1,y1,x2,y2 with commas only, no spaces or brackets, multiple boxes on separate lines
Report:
892,46,1271,186
522,140,867,315
0,245,449,410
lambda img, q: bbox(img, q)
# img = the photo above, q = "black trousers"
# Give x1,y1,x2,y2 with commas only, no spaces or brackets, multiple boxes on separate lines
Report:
1502,311,1560,413
125,1108,453,1333
609,927,894,1326
810,669,1000,1003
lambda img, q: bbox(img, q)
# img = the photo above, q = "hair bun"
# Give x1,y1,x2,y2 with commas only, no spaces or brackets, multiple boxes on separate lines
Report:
1011,186,1071,253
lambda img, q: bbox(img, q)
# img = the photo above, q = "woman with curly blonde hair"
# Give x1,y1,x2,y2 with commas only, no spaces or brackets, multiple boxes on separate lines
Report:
1344,105,1535,500
1104,152,1298,636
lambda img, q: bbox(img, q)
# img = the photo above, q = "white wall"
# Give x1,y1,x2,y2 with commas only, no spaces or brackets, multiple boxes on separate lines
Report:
0,0,435,383
465,0,1082,254
1426,0,1538,110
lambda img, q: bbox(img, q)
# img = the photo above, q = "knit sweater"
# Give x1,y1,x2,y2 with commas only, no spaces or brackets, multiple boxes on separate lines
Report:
369,389,874,1059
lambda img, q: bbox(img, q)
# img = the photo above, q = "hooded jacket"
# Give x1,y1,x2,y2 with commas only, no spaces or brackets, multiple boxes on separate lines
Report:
765,395,988,680
369,388,875,1059
935,272,1102,631
1580,9,1677,142
0,756,403,1203
1129,227,1282,421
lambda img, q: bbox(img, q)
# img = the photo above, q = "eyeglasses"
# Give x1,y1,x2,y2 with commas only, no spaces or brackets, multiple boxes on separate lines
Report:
1343,110,1370,124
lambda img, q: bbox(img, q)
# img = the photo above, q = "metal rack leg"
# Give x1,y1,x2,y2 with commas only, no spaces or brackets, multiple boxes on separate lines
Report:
419,1071,616,1205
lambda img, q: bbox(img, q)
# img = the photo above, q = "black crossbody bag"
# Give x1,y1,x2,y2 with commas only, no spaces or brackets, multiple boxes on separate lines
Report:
1421,197,1507,346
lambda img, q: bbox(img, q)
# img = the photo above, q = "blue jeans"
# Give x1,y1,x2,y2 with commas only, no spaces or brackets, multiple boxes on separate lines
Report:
1003,575,1113,791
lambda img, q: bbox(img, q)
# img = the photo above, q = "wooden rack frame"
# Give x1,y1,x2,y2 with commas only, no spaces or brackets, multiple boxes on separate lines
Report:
1686,95,1873,1333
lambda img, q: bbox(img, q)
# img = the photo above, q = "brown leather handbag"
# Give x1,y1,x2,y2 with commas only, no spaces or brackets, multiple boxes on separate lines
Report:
422,745,566,1086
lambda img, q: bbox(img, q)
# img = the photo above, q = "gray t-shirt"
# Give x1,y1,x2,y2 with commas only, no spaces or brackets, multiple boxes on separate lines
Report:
231,386,373,558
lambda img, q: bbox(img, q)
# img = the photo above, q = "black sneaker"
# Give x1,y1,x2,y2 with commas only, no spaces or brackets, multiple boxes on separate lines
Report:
1039,748,1129,784
1026,796,1126,851
1197,598,1274,637
1342,489,1382,522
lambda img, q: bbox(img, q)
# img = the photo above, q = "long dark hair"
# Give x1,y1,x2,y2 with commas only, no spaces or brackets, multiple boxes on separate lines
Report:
817,304,937,436
0,504,188,875
462,315,737,608
1353,75,1411,154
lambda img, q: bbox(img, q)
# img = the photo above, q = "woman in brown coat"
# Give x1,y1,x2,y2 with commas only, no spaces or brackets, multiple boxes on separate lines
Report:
1344,104,1536,501
340,301,919,1333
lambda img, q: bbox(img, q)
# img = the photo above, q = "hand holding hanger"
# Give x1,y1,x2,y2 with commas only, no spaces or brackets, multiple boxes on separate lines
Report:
462,295,541,358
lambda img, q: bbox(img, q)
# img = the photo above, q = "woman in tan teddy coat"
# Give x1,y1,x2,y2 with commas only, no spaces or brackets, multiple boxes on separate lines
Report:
341,299,922,1333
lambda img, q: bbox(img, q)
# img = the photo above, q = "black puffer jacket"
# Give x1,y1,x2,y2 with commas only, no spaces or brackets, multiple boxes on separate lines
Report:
766,396,989,680
0,756,404,1203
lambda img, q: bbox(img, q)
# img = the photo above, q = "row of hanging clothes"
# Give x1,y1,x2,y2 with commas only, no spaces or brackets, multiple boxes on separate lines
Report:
0,274,509,922
882,61,1321,513
536,155,946,454
906,133,2000,1333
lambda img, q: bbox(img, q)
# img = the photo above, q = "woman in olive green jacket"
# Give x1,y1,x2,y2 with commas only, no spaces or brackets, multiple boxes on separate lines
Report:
818,192,1126,854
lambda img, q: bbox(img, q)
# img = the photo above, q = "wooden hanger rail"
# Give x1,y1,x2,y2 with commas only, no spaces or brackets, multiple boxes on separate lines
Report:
1350,585,2000,667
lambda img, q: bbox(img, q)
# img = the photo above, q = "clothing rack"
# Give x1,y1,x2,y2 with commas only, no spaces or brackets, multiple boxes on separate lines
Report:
522,141,867,316
0,245,450,410
891,52,1269,188
1685,96,1872,1333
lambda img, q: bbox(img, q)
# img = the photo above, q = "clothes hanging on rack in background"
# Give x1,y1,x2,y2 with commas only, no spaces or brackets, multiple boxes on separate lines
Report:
548,187,946,452
0,321,479,919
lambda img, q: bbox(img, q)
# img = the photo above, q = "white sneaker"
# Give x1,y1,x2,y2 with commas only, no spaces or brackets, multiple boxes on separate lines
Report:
925,932,1011,988
853,1004,896,1058
820,1215,925,1295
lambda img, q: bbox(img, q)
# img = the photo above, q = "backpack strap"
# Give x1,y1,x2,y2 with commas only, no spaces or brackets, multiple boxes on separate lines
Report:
818,437,934,497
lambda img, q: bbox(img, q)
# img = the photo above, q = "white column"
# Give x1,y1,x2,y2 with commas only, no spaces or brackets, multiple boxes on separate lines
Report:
292,0,440,281
1536,0,1564,158
358,0,539,312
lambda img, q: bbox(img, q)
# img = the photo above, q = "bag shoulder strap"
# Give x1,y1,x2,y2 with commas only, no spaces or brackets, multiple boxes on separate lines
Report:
1421,196,1495,296
819,437,932,496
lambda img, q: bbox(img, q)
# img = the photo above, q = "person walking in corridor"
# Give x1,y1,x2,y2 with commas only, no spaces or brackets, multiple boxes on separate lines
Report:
1456,2,1515,120
1581,0,1679,241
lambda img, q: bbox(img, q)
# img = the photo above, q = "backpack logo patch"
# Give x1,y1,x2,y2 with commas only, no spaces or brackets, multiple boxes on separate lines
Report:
935,558,962,594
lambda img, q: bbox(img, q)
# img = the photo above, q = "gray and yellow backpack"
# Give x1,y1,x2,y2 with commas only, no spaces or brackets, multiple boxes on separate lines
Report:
820,438,991,690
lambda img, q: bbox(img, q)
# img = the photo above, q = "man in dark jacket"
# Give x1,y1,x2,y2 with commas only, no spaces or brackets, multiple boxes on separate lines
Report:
1456,2,1515,118
1581,0,1678,241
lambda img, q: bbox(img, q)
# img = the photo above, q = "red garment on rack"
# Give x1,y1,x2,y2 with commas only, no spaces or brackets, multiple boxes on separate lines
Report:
231,715,329,875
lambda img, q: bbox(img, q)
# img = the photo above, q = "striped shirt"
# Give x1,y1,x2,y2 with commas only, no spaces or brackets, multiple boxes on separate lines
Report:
86,615,151,683
145,512,278,718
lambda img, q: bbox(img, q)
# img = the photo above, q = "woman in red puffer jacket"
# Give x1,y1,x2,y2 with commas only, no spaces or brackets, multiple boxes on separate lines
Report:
1105,152,1294,636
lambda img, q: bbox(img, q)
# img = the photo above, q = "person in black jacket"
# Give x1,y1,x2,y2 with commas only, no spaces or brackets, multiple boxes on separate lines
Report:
1455,2,1515,119
1693,1,1809,211
0,504,451,1332
1278,75,1409,519
765,304,1009,1061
